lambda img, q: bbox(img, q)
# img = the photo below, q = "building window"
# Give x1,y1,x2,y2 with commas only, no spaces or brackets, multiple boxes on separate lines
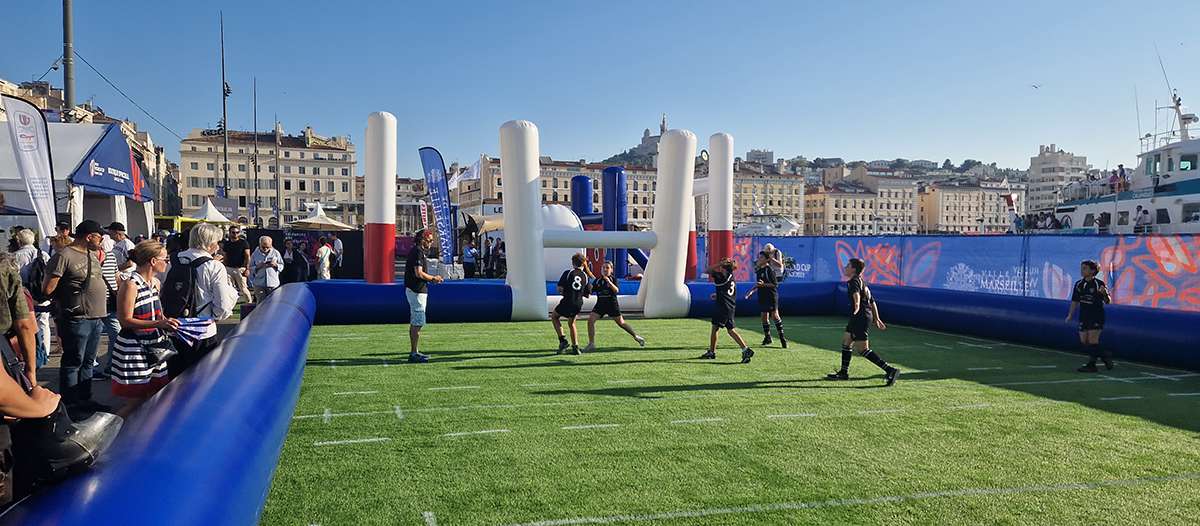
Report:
284,180,292,191
206,163,215,171
299,166,306,175
299,152,305,159
284,198,292,211
190,146,197,151
205,178,215,188
327,167,334,176
284,151,290,158
497,192,502,200
299,180,307,192
342,168,349,176
238,164,247,172
189,195,201,206
284,166,291,174
239,196,247,207
342,182,349,193
189,162,199,170
188,177,200,187
327,181,334,192
238,148,245,154
207,147,213,152
269,165,276,173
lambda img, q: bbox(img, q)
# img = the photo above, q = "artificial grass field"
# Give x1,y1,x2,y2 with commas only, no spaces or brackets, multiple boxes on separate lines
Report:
261,316,1200,525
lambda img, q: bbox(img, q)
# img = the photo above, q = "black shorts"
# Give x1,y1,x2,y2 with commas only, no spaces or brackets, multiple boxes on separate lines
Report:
712,311,735,330
1078,313,1105,331
845,315,871,341
758,295,778,313
554,303,582,319
592,299,621,318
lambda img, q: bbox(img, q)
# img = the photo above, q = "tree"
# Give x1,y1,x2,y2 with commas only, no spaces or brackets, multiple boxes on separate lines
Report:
958,159,982,173
942,158,954,170
890,158,910,170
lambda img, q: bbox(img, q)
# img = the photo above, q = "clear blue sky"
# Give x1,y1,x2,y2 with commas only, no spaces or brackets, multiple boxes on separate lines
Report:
3,0,1197,176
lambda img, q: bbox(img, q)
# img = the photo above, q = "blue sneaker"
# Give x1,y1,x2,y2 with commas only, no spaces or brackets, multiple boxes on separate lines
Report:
408,351,430,363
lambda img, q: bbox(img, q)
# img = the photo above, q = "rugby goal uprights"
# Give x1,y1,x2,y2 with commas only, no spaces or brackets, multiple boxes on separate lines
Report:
363,113,736,321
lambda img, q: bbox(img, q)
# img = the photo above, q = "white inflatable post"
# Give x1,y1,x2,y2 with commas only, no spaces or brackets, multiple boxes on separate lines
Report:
639,129,696,317
500,120,547,320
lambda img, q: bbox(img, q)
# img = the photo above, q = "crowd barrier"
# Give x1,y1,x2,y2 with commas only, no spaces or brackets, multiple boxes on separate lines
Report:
5,267,1198,524
696,234,1200,312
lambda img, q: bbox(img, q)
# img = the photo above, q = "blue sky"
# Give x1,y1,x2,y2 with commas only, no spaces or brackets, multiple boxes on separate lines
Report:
3,1,1197,176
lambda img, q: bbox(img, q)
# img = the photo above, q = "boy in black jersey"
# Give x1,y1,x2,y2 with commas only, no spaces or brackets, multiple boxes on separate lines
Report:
699,258,754,363
583,260,645,353
826,258,899,386
552,253,592,355
745,251,786,348
1067,259,1113,372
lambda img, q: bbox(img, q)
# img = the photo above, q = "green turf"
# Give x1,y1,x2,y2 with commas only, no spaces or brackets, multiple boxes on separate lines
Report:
260,316,1200,525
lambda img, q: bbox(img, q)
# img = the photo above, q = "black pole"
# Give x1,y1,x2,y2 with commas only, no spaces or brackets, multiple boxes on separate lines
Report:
253,76,259,225
220,12,230,206
62,0,74,120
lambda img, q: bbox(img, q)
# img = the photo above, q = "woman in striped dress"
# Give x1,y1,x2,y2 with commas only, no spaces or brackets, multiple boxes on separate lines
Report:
112,241,179,411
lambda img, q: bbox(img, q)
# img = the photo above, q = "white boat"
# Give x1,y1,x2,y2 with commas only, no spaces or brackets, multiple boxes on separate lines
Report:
1054,91,1200,234
733,207,802,236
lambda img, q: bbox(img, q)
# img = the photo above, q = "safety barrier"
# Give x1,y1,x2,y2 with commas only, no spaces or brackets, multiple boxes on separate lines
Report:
5,275,1197,525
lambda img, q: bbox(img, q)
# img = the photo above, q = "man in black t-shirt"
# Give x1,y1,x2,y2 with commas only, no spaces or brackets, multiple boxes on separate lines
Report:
1067,259,1113,372
221,226,252,303
745,251,786,348
551,253,591,355
826,258,898,386
582,260,644,353
699,258,753,363
405,230,443,363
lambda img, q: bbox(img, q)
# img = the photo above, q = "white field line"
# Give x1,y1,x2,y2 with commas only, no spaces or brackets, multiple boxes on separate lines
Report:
428,386,481,391
1140,372,1182,382
443,429,510,438
950,403,992,410
927,344,953,350
334,390,379,396
1167,392,1200,397
322,408,331,425
903,369,938,374
1099,396,1144,401
967,367,1003,371
422,511,437,526
857,409,903,415
606,380,640,384
502,472,1200,526
959,342,994,349
766,413,817,419
670,417,724,425
1100,374,1135,384
1027,365,1058,369
313,437,390,447
521,383,561,388
561,424,622,430
293,372,1200,422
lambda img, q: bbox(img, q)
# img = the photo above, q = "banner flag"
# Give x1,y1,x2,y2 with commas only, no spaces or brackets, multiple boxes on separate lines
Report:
417,147,456,264
447,158,481,189
2,95,57,243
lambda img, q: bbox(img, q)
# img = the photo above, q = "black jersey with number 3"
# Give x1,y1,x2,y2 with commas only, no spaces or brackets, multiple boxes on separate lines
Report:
558,269,589,307
712,270,737,314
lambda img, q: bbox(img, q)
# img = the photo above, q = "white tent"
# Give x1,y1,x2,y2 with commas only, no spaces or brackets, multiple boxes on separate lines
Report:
188,198,233,223
287,205,353,231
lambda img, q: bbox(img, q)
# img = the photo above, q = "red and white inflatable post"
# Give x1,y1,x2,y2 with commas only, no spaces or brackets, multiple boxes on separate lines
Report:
364,112,397,283
707,133,735,267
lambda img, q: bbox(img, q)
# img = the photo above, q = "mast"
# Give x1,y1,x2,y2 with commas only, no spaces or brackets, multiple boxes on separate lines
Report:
62,0,74,121
252,77,259,225
220,12,231,211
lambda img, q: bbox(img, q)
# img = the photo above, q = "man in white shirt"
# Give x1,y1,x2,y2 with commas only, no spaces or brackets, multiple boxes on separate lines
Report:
249,236,283,303
104,222,136,271
315,236,333,280
168,223,239,378
331,233,344,277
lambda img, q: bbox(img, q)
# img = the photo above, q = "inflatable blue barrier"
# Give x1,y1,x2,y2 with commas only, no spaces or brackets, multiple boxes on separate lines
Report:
6,269,1198,525
4,283,317,526
844,284,1200,371
307,280,513,325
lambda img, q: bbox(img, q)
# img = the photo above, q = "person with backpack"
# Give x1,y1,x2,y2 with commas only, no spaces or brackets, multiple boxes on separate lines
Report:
161,223,237,379
12,228,51,371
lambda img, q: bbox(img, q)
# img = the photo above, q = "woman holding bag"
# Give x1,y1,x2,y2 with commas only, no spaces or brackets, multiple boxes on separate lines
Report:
111,241,179,413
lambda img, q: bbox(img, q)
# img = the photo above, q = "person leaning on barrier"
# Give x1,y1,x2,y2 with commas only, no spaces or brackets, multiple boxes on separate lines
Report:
0,250,122,505
162,223,238,379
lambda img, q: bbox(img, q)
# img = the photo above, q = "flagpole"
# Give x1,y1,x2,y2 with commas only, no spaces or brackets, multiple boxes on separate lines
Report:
252,76,259,226
219,11,231,213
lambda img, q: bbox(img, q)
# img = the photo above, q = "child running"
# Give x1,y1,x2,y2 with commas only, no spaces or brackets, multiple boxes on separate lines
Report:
745,250,787,348
552,253,592,355
826,258,899,386
583,260,645,352
699,257,754,363
1067,259,1113,372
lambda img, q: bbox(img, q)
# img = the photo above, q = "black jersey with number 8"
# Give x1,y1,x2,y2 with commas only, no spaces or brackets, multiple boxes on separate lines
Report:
558,269,589,307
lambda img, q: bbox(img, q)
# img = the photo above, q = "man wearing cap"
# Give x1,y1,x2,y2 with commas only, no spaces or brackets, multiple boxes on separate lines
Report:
104,222,135,272
42,221,110,412
404,230,443,363
48,222,73,256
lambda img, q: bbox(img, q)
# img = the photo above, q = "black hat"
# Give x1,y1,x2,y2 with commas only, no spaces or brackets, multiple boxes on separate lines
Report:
105,222,126,233
55,221,70,230
74,220,106,237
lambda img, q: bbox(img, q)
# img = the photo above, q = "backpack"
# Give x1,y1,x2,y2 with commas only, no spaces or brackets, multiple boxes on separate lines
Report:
162,255,212,318
25,248,49,304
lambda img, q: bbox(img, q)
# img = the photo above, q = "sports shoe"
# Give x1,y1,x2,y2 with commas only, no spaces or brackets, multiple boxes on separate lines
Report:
698,350,717,359
825,370,849,380
1103,359,1115,370
1077,363,1099,373
408,351,430,363
762,335,773,346
583,342,596,353
634,335,646,347
741,347,755,364
571,346,582,356
557,339,569,354
885,367,900,387
780,338,788,349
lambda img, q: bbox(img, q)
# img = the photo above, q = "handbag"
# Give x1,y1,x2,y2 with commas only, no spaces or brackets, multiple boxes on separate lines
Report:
136,276,178,367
